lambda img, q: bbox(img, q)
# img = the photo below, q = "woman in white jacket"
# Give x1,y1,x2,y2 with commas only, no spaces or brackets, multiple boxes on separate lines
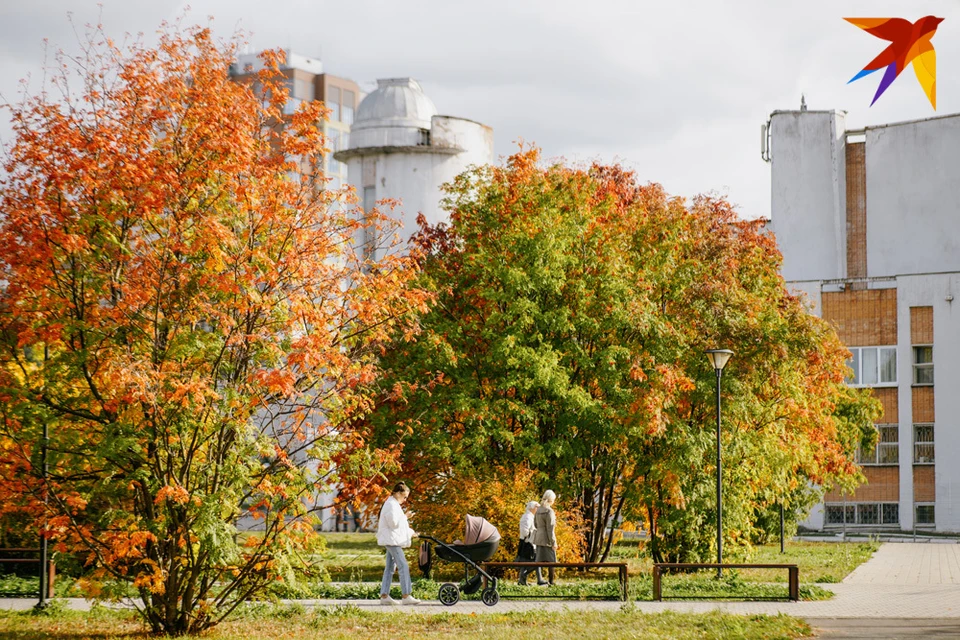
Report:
377,482,419,605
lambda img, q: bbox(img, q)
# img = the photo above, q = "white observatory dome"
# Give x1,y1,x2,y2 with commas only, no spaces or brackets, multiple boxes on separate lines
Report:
349,78,439,148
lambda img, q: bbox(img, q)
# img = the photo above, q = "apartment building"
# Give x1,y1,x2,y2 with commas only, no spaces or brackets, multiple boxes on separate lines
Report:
765,108,960,533
230,49,361,191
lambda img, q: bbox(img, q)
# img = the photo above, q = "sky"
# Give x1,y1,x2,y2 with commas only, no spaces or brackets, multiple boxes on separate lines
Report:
1,0,959,220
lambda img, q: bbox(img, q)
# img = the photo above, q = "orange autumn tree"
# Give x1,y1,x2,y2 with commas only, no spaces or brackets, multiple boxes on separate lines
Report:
0,23,428,635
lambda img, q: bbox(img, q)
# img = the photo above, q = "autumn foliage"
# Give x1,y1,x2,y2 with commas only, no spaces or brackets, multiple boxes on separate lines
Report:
407,466,584,564
0,22,427,634
354,148,880,564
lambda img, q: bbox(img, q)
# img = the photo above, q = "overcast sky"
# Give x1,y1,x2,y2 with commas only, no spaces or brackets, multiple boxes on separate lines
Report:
2,0,959,220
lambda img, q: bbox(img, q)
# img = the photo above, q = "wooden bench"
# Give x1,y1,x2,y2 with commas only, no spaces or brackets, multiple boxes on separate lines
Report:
0,548,55,598
481,562,629,601
652,563,799,602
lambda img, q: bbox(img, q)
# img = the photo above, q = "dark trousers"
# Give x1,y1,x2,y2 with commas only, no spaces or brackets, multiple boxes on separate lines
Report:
517,540,536,584
535,545,556,584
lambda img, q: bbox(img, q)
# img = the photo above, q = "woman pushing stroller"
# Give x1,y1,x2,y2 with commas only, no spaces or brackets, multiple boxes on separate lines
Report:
377,482,420,605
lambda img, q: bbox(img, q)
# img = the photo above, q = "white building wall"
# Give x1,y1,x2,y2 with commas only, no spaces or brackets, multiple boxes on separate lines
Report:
431,116,495,164
865,118,960,278
343,116,493,245
784,281,824,317
769,111,847,283
771,108,960,533
897,273,960,532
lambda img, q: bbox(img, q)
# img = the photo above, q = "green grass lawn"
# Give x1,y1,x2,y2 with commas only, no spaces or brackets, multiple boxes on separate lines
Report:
318,533,877,585
260,533,876,602
0,603,812,639
605,537,879,584
317,532,386,582
0,535,876,603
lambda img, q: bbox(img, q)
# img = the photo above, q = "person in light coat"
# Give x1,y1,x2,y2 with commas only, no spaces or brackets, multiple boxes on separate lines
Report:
517,500,539,585
531,489,558,586
377,481,419,605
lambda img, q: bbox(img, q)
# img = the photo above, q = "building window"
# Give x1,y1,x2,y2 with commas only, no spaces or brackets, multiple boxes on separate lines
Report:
858,424,899,465
418,128,431,146
294,78,315,102
883,503,900,524
323,128,346,175
913,346,933,385
857,503,879,525
282,79,302,115
343,89,355,125
362,186,378,262
913,424,934,464
327,86,341,122
824,502,899,526
845,346,897,386
327,128,341,152
915,504,935,526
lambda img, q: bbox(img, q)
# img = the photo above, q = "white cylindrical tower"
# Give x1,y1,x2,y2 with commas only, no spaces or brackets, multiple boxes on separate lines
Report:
334,78,494,253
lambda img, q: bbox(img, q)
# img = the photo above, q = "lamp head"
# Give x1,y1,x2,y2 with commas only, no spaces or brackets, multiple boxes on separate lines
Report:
704,349,734,372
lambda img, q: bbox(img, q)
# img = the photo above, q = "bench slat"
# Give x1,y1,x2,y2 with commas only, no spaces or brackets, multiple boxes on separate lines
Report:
652,563,799,602
481,562,629,601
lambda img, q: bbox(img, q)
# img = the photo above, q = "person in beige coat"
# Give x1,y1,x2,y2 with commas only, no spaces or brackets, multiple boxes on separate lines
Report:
531,489,557,586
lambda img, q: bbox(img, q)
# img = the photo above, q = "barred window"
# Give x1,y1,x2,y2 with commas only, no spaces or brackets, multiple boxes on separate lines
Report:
824,502,899,526
882,503,899,524
916,504,935,526
914,424,934,464
858,425,899,465
857,503,879,525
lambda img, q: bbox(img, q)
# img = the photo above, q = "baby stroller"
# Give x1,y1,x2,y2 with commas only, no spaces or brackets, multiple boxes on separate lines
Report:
419,514,501,606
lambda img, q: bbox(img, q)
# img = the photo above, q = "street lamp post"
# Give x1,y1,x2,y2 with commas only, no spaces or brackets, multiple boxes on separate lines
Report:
37,421,49,610
704,349,733,578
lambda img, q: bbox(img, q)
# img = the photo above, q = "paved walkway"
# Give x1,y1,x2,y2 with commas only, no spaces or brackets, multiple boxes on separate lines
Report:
844,542,960,585
2,543,958,621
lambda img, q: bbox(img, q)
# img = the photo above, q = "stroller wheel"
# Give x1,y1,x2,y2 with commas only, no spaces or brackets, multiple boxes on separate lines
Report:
480,587,500,607
438,582,460,606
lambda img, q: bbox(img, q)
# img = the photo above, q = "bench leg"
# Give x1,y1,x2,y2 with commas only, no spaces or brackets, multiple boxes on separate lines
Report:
653,565,661,601
789,567,799,602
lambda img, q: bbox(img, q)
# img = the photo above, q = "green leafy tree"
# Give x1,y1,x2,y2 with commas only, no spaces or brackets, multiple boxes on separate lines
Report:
348,148,879,563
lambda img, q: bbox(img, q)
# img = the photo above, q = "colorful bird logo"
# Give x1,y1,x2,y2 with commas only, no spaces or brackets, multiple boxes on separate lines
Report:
845,16,944,109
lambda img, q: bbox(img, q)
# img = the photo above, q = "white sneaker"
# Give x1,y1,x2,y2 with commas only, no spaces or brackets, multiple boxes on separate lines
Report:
380,596,399,606
401,595,421,605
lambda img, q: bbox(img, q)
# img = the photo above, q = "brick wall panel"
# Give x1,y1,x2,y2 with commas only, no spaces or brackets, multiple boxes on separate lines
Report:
912,387,935,423
913,466,936,502
846,143,867,279
822,289,897,346
910,306,933,344
873,388,898,422
824,466,900,502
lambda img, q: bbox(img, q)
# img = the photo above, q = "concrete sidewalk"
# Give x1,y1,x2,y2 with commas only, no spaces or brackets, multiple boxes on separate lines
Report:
844,542,960,585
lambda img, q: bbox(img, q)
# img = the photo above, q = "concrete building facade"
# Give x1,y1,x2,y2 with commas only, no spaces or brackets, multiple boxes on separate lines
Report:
335,78,494,253
231,49,362,194
766,109,960,533
229,66,494,531
230,50,366,533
